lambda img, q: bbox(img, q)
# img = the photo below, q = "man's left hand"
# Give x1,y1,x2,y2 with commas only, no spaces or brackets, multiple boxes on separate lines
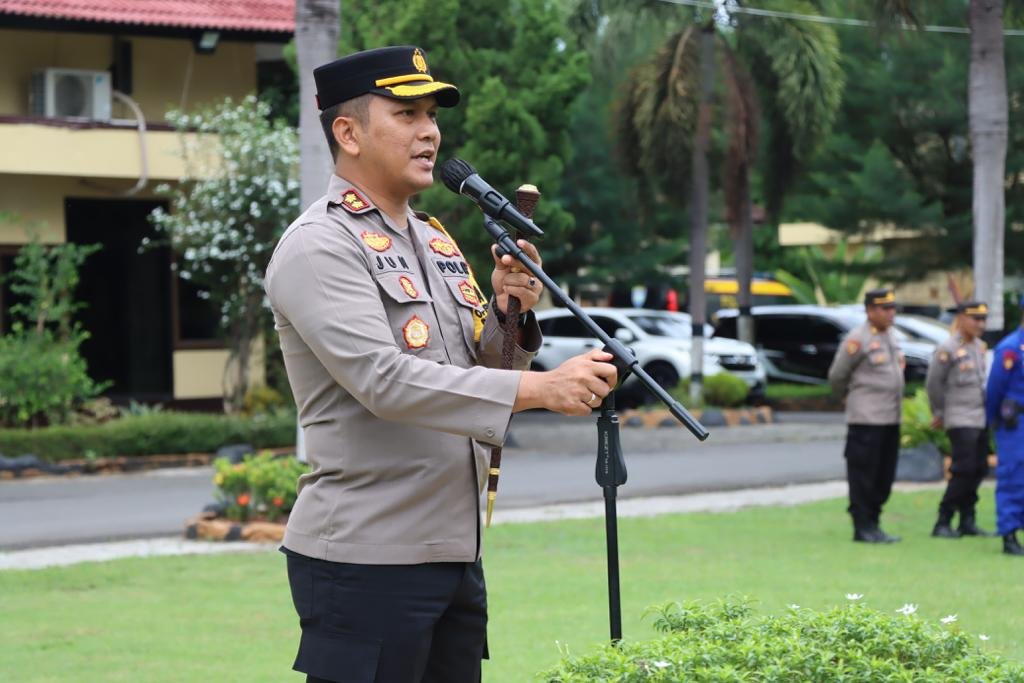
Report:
491,240,543,315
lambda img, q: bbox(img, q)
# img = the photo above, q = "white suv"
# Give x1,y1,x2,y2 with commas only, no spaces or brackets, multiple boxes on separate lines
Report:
533,307,766,400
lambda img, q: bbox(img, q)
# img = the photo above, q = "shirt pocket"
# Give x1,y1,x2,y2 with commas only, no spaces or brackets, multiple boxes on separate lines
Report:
373,272,445,362
443,277,488,361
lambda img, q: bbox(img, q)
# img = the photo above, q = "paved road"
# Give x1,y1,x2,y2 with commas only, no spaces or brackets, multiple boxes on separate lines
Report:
0,415,847,550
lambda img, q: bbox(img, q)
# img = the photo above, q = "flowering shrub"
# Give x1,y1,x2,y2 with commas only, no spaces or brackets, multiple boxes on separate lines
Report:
901,388,951,453
213,452,309,522
542,597,1024,681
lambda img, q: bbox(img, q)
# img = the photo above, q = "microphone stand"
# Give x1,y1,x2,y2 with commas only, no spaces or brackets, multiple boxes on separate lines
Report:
483,216,709,643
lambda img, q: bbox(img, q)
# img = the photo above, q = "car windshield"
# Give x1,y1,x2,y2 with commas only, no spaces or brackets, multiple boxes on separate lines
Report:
627,314,692,338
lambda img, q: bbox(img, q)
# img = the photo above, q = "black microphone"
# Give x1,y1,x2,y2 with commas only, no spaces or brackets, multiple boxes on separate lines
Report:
439,158,544,237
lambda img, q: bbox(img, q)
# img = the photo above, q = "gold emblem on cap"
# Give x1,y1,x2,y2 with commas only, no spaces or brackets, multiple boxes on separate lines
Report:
412,48,428,73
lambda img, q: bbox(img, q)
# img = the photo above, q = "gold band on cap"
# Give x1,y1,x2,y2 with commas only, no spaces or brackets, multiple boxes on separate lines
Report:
375,73,435,87
872,292,896,305
964,304,988,316
383,81,455,98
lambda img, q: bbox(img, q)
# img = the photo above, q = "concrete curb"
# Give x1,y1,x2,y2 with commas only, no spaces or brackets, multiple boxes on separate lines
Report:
0,480,945,571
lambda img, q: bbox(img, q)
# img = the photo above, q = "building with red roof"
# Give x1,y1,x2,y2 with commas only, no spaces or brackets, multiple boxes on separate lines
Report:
0,1,295,405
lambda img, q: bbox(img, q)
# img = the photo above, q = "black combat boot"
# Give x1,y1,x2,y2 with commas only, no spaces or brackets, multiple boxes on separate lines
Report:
958,512,995,537
932,509,961,539
853,527,883,543
1003,531,1024,556
874,527,901,543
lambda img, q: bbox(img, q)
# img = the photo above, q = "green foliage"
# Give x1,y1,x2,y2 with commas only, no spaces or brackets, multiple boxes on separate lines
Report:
4,235,100,340
240,385,289,417
900,388,951,454
0,411,296,461
0,332,106,428
764,382,832,401
150,95,299,410
774,237,882,305
543,598,1024,681
702,372,749,407
340,0,590,279
213,452,309,522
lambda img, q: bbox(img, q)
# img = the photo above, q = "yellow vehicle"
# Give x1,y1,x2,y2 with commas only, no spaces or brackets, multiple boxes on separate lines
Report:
704,277,795,315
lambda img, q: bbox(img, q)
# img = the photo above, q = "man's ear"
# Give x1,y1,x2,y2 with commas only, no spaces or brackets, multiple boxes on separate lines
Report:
333,116,361,157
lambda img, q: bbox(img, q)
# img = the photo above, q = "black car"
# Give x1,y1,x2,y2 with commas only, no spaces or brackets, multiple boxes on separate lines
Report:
713,305,935,384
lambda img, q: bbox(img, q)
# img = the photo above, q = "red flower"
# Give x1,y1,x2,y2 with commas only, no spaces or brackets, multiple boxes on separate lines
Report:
237,493,251,506
272,496,284,507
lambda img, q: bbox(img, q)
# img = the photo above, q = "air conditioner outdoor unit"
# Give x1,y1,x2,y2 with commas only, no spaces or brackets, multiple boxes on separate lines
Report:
30,68,112,121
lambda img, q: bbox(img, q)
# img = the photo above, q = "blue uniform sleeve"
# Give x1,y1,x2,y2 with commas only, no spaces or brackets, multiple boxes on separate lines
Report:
987,337,1018,424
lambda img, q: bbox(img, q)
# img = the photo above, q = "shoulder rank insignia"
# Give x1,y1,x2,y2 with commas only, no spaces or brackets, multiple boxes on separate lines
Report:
341,188,371,213
846,339,861,355
458,280,480,307
429,236,460,258
399,276,419,299
361,231,392,252
403,315,430,349
1004,349,1018,371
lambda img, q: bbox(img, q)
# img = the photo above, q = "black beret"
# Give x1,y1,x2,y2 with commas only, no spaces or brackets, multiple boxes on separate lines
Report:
314,45,459,110
864,288,896,307
955,300,988,317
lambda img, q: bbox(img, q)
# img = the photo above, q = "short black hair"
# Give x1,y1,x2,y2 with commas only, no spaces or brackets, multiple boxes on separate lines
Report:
320,94,371,161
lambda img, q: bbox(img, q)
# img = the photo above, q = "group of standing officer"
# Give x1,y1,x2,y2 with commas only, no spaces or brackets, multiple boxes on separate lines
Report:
829,290,1024,556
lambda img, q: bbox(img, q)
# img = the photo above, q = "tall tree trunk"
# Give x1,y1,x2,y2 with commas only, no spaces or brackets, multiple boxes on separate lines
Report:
736,194,755,345
689,26,714,405
969,0,1007,335
296,0,340,211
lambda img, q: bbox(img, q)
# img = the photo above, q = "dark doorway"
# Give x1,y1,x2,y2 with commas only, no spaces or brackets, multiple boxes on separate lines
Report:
66,198,172,401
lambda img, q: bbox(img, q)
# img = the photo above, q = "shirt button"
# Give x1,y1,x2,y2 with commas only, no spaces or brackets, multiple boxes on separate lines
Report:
485,428,496,438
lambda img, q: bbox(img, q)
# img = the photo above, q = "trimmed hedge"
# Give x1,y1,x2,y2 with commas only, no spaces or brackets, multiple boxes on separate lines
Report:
543,598,1024,681
0,411,297,461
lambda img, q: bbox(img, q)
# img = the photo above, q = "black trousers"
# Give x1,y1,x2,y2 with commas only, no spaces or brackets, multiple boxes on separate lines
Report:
844,424,900,530
283,548,488,683
938,427,990,518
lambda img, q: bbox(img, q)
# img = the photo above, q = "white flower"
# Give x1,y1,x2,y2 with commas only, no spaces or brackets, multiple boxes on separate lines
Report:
980,634,990,641
896,604,918,615
787,604,800,610
653,661,671,669
940,614,958,624
845,593,864,601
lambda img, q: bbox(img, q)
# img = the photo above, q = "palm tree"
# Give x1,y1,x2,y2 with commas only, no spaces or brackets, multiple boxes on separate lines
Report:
612,2,842,399
295,0,340,211
874,0,1008,334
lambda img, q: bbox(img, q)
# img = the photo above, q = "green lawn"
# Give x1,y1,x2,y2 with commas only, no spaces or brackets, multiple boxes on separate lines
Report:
2,487,1020,682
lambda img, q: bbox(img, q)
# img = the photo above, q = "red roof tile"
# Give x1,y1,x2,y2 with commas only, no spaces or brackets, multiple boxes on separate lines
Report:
0,0,294,33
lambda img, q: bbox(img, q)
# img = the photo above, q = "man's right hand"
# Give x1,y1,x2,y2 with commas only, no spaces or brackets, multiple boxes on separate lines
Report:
514,349,619,416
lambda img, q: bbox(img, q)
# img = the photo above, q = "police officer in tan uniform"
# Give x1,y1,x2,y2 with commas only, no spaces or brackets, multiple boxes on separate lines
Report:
926,301,994,538
828,288,905,543
265,46,618,683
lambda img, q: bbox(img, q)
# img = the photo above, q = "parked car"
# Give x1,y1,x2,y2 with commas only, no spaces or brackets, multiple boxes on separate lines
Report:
534,307,766,402
712,305,935,384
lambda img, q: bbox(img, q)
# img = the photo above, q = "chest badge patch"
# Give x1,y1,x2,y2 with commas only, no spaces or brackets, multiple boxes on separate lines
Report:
846,340,861,355
403,315,430,349
1004,350,1018,371
458,280,480,307
429,237,460,257
361,231,392,252
341,189,370,213
399,276,419,299
955,347,968,359
938,351,950,363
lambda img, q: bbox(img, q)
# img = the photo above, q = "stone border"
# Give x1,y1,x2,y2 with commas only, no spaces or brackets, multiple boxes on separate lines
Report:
0,446,295,480
620,405,774,429
184,514,286,543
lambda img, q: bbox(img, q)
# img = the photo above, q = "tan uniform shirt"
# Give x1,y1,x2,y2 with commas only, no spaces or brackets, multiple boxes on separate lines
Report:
828,322,905,425
925,332,987,429
265,174,540,564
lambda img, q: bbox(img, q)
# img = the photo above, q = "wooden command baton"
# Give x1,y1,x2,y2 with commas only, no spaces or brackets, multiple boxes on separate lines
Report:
485,183,540,527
